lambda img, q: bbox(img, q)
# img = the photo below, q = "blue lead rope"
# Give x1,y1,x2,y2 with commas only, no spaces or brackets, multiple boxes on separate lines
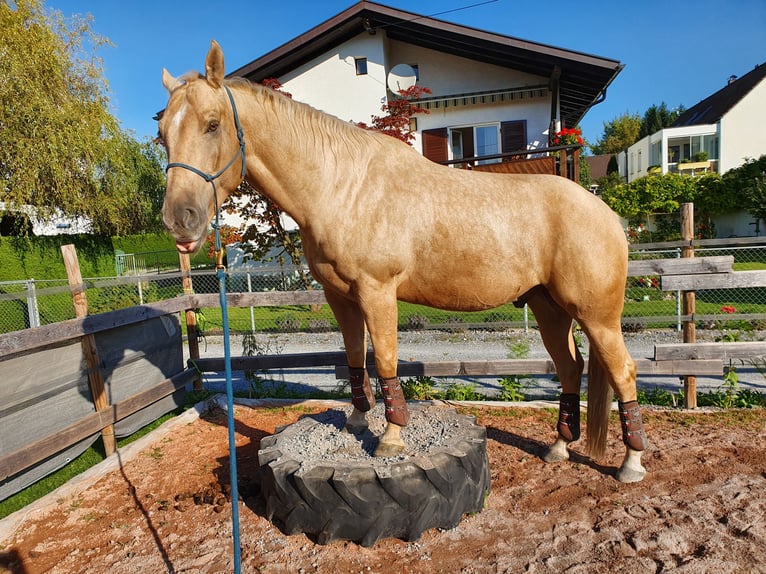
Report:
165,84,246,573
215,218,242,573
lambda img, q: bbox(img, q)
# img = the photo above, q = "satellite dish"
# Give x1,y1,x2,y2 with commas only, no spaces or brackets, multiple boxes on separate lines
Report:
387,64,417,93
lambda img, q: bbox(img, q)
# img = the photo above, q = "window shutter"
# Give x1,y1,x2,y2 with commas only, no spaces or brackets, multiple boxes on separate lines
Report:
501,121,527,154
422,128,448,163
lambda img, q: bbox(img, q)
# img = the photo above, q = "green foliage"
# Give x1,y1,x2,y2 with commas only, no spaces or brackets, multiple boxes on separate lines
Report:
0,0,166,235
401,376,440,400
723,155,766,225
601,172,696,219
592,103,685,155
497,376,526,401
444,382,483,401
0,233,201,281
639,103,685,138
590,111,641,155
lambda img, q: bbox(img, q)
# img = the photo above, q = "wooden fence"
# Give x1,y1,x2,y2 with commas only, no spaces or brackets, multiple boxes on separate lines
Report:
2,247,766,500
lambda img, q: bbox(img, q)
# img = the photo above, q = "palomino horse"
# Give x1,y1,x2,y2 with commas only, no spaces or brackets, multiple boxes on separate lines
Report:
159,41,648,483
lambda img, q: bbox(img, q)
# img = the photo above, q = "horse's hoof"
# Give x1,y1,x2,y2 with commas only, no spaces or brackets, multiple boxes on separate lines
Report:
373,441,405,457
542,437,570,463
344,421,368,435
615,465,647,483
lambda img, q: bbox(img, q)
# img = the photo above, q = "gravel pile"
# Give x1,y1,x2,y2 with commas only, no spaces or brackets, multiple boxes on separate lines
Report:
269,403,474,469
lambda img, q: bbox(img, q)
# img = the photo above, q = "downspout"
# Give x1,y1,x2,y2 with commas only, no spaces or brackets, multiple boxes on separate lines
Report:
549,66,561,143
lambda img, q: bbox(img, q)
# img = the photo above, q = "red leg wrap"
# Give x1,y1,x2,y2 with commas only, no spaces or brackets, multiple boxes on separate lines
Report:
557,393,581,442
619,400,648,451
379,377,409,426
348,367,375,412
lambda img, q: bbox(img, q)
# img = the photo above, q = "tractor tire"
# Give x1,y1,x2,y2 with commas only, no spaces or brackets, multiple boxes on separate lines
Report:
258,402,491,547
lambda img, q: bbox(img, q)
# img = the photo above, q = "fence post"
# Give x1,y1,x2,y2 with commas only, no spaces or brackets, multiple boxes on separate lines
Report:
61,244,117,456
180,253,202,390
680,203,697,408
25,279,40,328
247,272,256,333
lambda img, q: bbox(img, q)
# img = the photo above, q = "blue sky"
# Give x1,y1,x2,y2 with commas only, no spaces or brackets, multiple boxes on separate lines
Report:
48,0,766,147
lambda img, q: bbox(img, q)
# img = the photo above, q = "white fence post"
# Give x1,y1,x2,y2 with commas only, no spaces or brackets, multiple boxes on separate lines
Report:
26,279,40,328
247,273,255,333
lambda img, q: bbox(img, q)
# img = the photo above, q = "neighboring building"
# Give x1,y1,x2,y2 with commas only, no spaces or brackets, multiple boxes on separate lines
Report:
230,1,623,166
0,202,92,236
619,62,766,183
617,62,766,236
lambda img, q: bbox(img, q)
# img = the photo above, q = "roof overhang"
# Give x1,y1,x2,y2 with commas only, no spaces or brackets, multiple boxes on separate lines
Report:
229,1,623,127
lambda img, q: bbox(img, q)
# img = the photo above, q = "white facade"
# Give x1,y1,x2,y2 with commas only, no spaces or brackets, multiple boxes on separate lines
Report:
619,73,766,183
277,32,554,157
616,71,766,237
719,78,766,170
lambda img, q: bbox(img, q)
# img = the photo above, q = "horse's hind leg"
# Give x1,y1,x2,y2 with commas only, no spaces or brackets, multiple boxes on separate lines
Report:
583,321,648,483
526,290,584,464
324,290,375,434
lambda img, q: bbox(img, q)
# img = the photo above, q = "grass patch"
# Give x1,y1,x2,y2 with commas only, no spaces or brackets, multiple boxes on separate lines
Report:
0,410,182,520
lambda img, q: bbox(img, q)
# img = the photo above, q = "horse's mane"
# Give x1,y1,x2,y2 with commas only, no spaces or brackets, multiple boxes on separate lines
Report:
223,76,397,159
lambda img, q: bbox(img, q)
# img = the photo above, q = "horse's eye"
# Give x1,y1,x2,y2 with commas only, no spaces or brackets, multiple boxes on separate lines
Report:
206,120,219,133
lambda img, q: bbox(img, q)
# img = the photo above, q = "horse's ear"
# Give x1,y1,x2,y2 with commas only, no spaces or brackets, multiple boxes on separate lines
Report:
162,68,181,93
205,40,225,88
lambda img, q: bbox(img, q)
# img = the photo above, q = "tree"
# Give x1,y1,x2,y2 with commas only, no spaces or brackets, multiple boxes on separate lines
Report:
590,103,686,156
590,112,641,155
639,102,685,139
0,0,166,235
723,155,766,227
356,85,431,145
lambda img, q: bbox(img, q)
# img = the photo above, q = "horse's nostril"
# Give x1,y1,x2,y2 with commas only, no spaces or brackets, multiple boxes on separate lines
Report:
182,208,198,229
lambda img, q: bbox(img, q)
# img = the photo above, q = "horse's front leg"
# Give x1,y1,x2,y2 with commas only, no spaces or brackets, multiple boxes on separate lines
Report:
358,287,409,457
324,291,375,434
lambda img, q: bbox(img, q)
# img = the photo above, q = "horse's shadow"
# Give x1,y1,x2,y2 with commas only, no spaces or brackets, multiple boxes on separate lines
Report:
486,425,617,477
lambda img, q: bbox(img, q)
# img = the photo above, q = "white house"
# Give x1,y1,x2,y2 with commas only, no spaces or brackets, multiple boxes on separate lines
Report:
617,62,766,236
229,1,622,169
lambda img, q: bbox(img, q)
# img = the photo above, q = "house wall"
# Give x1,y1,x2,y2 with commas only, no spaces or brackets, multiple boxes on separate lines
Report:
719,78,766,172
279,33,387,123
275,31,552,154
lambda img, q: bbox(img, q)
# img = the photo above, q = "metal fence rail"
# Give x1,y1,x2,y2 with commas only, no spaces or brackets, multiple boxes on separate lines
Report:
3,242,766,336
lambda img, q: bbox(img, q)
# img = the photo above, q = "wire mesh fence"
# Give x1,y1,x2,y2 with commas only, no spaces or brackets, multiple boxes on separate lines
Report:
3,242,766,336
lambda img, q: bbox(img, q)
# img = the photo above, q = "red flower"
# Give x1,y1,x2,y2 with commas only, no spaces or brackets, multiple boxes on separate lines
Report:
720,306,737,314
553,127,584,146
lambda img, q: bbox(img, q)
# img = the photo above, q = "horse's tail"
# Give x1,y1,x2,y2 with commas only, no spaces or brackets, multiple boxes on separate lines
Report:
586,352,613,460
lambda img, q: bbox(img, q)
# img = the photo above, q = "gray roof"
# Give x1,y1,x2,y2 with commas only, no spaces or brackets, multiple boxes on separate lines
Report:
672,62,766,127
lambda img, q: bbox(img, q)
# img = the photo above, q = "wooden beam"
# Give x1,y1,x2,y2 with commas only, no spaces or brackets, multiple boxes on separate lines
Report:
0,298,191,360
627,256,733,277
661,270,766,291
61,244,116,456
654,342,766,361
0,368,196,482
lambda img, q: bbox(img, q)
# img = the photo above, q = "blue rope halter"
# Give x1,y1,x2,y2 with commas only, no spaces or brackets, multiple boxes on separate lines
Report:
165,84,245,573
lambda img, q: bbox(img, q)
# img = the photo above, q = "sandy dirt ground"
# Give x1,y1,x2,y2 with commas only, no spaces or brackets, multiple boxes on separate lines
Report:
1,400,765,574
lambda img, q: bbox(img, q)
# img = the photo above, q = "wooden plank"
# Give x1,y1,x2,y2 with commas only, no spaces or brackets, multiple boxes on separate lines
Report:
0,298,190,360
628,256,733,277
628,237,766,252
654,342,766,361
188,290,327,309
190,351,366,372
0,368,196,482
335,358,723,378
61,244,116,456
662,270,766,291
